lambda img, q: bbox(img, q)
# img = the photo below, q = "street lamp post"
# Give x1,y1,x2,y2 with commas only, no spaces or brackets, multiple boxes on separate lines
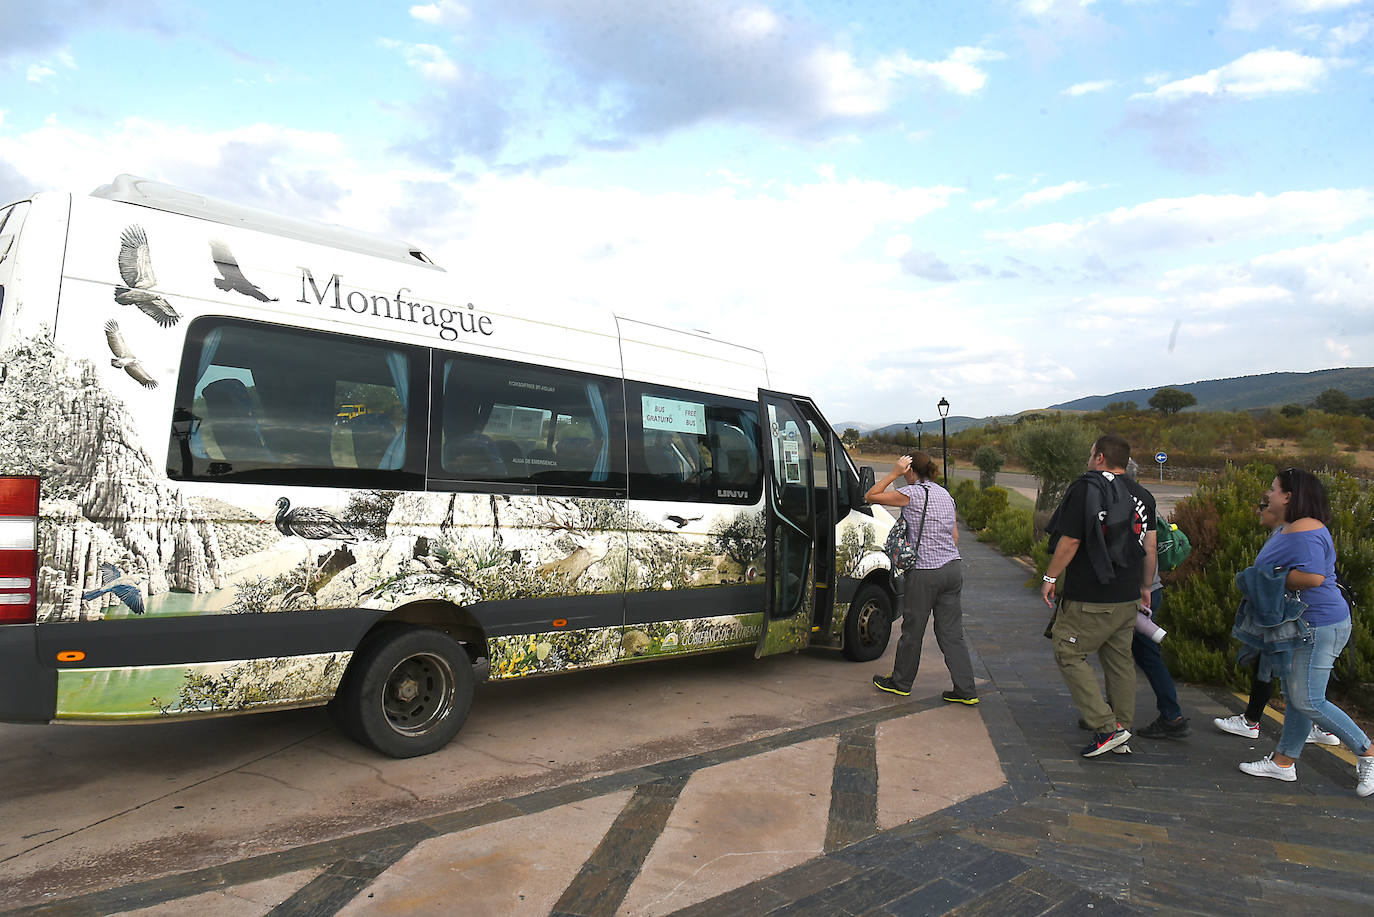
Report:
937,397,950,483
915,419,923,451
904,426,910,449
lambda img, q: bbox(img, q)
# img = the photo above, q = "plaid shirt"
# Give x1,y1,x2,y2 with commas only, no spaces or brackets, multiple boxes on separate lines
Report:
898,481,960,570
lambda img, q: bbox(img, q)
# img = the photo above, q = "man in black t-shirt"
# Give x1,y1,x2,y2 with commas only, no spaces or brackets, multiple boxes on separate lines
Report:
1040,434,1158,758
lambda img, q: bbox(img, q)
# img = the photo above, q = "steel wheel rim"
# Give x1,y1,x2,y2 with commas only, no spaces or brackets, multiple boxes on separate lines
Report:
382,652,456,736
855,597,887,646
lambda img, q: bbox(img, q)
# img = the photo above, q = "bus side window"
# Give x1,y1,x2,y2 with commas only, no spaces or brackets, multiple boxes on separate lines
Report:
629,384,761,504
168,318,423,484
435,354,626,492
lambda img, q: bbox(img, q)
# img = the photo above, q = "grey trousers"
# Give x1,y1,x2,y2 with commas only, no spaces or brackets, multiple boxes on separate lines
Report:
889,560,976,695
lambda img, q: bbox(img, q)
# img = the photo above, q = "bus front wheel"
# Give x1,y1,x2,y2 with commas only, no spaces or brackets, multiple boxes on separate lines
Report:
336,625,475,758
841,583,893,662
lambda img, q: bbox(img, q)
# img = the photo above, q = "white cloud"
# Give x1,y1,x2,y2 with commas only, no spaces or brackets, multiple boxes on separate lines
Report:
1226,0,1364,31
992,189,1374,255
404,2,1005,159
1013,180,1093,208
1327,338,1353,360
885,234,912,257
884,46,1007,95
972,198,998,211
1327,13,1373,50
26,65,55,83
0,119,355,219
1134,49,1328,100
1064,79,1115,96
1019,0,1100,15
410,1,470,27
380,39,461,83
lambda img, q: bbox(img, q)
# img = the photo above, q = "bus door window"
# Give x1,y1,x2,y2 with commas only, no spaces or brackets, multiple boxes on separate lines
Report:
766,403,813,619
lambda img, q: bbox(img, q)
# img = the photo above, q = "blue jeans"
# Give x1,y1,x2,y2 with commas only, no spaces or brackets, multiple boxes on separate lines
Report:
1132,589,1182,722
1277,617,1371,759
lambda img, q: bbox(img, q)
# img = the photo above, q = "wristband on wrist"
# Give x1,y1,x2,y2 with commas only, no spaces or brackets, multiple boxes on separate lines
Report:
1042,574,1057,584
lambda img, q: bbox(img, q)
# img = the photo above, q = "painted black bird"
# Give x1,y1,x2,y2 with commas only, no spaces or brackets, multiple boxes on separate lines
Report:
664,514,704,529
210,239,278,302
81,562,145,615
274,497,358,542
115,225,181,326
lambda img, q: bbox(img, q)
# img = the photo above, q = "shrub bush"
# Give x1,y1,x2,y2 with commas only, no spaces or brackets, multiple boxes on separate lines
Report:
951,478,978,514
964,486,1009,531
981,507,1035,556
1160,463,1374,704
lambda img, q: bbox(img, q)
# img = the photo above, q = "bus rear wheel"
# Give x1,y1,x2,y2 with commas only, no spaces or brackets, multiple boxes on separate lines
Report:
336,625,474,758
842,583,893,662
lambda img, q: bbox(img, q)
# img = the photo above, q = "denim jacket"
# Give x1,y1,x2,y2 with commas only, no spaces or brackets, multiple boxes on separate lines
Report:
1232,564,1312,670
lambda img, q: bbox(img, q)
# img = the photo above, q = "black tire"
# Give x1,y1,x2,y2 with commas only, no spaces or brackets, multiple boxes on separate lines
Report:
842,582,894,662
336,625,474,758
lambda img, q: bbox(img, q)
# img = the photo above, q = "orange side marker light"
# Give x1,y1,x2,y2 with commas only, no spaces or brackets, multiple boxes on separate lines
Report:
56,650,86,662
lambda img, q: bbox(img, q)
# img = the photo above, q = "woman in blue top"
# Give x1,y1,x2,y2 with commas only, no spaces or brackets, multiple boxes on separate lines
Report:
1239,469,1374,797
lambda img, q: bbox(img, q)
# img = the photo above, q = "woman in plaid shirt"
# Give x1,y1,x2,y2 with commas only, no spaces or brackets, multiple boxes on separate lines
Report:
864,452,978,705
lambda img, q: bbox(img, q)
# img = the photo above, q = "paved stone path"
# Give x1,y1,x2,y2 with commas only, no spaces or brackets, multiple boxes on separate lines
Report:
8,529,1371,916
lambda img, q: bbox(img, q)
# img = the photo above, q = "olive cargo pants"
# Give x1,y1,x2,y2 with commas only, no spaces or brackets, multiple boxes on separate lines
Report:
1052,599,1137,733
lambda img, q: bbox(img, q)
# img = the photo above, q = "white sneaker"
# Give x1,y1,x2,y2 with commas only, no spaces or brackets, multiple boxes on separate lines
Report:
1214,714,1259,739
1239,754,1297,782
1357,756,1374,798
1306,724,1341,746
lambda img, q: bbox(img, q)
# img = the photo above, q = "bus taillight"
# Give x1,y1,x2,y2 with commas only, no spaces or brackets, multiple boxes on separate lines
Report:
0,476,39,624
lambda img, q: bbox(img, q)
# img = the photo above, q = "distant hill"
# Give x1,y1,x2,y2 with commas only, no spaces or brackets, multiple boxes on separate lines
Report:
832,417,985,438
1048,367,1374,413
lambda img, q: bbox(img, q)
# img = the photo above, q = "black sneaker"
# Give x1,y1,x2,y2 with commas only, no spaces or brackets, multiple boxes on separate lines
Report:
1081,727,1131,758
1135,715,1191,739
872,675,910,696
941,688,979,705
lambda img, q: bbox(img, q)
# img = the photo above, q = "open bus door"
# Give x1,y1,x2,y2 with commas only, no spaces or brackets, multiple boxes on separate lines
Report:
756,391,817,657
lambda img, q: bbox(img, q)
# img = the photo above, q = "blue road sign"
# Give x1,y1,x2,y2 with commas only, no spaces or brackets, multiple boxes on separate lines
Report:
1155,452,1168,464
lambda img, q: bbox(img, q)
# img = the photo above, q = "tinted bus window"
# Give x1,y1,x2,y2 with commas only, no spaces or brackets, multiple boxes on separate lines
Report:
168,318,425,487
433,353,626,493
628,383,762,504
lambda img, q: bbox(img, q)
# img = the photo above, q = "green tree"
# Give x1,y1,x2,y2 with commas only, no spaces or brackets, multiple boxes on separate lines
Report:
1103,400,1138,414
1148,387,1198,415
1280,403,1306,418
1313,388,1356,415
971,445,1005,489
841,428,860,448
1008,415,1097,515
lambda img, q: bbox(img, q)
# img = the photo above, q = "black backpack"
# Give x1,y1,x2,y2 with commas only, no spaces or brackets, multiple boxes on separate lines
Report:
1048,472,1143,584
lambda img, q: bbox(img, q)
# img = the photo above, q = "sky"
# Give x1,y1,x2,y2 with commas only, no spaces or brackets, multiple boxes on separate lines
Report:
0,0,1370,427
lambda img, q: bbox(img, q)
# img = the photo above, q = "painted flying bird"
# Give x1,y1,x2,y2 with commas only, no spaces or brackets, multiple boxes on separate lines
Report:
209,239,278,302
114,225,181,327
664,514,703,529
274,497,358,542
102,320,157,389
81,562,146,615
